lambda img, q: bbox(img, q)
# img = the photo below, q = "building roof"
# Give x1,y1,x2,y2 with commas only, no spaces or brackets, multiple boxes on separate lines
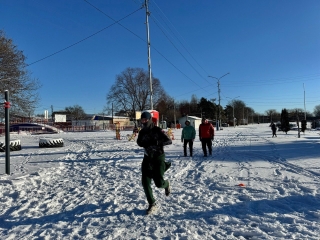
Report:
180,116,202,120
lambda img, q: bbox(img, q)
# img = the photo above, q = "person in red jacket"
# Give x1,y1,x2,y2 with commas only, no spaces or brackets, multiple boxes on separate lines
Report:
199,117,214,157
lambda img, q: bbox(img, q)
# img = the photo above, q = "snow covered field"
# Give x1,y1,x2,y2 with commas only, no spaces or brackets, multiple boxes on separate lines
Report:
0,124,320,239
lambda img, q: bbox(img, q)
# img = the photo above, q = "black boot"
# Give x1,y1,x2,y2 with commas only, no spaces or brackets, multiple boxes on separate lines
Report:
146,203,157,215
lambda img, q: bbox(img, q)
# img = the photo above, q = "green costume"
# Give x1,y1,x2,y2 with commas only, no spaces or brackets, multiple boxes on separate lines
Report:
137,117,172,205
141,154,171,204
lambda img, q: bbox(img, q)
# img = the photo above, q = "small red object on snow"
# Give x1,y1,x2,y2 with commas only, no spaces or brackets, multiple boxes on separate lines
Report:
238,183,245,187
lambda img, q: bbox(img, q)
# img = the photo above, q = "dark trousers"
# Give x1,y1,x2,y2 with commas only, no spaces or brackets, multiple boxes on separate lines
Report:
272,130,277,137
201,138,212,156
183,139,193,156
141,154,171,205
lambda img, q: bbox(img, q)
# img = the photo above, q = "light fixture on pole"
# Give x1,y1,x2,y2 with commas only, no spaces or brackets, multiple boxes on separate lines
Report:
208,73,230,131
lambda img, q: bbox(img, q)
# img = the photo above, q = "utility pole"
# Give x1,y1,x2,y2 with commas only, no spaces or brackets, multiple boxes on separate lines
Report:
4,90,10,174
145,0,153,109
51,105,54,123
296,110,300,138
112,102,114,124
218,80,221,127
303,83,306,120
232,103,235,127
173,101,176,129
243,107,244,125
208,73,229,131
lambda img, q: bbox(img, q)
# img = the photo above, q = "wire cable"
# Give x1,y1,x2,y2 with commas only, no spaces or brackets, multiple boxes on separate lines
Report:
27,5,144,66
150,0,210,77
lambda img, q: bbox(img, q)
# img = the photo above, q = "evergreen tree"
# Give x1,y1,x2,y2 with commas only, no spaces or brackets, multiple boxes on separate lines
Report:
197,97,216,120
280,108,290,134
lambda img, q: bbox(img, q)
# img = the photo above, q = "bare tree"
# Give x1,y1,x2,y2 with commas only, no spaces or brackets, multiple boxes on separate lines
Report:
288,108,305,121
106,67,167,116
245,107,255,124
65,105,87,120
314,104,320,117
179,100,191,117
265,109,278,122
190,94,199,115
0,30,40,117
233,100,246,125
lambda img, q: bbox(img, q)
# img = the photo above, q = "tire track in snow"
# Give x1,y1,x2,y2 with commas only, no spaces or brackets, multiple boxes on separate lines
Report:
249,132,320,182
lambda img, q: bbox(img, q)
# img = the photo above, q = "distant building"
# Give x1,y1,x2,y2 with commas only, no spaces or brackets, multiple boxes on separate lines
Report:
91,115,131,126
52,111,69,122
178,116,202,129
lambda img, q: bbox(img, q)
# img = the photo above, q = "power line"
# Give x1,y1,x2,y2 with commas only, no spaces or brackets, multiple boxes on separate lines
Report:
27,5,144,66
149,1,210,78
85,1,214,98
223,74,320,88
150,16,211,85
23,2,320,114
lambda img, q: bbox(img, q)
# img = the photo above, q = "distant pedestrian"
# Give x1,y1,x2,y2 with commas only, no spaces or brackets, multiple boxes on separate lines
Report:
199,117,214,157
181,120,196,157
271,122,277,137
137,111,172,215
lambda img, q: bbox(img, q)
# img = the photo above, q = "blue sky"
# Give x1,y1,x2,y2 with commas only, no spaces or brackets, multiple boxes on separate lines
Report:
1,0,319,116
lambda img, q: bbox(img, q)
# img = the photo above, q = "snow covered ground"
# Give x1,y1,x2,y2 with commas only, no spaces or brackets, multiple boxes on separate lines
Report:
0,123,320,239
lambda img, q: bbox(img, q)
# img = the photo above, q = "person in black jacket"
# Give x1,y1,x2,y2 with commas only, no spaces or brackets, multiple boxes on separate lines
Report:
137,111,172,215
271,122,277,137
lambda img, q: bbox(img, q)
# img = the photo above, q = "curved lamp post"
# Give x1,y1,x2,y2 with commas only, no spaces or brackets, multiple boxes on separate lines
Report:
208,73,230,131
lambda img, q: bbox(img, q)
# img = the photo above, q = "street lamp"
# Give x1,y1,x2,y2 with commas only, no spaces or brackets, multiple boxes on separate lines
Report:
227,96,240,128
208,73,230,131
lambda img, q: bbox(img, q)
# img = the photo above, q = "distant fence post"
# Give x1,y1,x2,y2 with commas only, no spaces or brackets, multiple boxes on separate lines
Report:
4,90,10,174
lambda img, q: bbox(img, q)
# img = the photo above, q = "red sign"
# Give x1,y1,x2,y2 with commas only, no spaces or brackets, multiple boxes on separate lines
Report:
4,101,10,108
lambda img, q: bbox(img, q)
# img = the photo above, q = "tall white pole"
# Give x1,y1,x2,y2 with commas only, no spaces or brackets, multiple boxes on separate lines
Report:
233,103,235,127
217,79,221,130
174,101,176,129
303,83,306,120
243,107,244,125
5,90,10,174
145,0,153,110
